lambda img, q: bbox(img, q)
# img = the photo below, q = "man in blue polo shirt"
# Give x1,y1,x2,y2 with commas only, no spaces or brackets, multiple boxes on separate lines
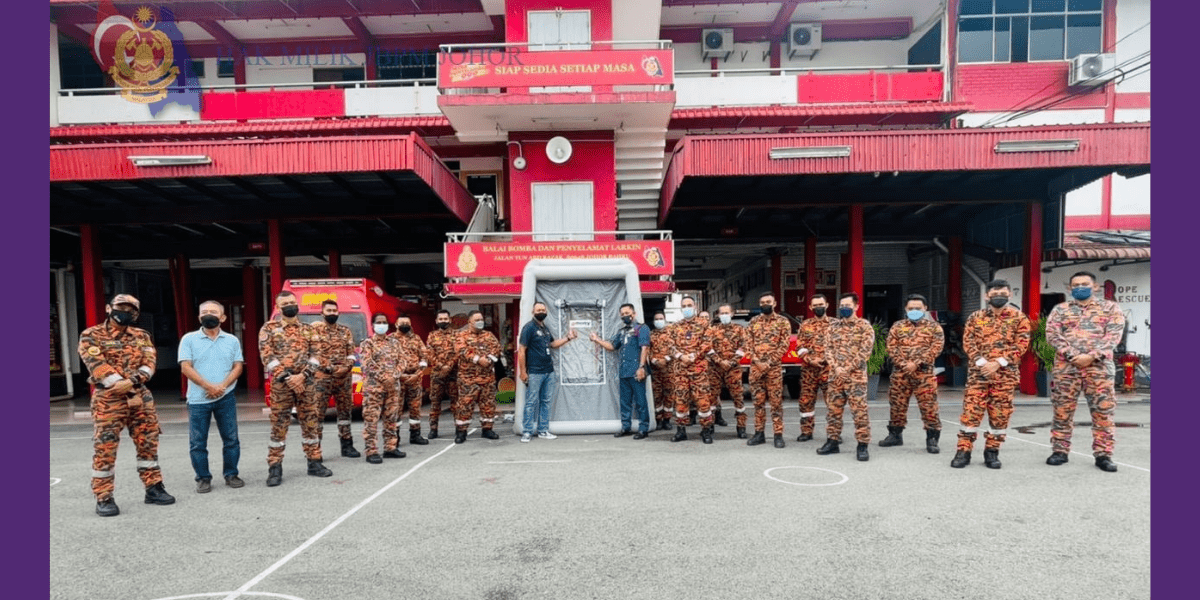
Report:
518,302,577,443
591,303,652,439
178,300,245,493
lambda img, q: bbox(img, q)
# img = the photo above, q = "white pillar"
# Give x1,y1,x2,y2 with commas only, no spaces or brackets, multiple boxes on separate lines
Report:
50,22,60,127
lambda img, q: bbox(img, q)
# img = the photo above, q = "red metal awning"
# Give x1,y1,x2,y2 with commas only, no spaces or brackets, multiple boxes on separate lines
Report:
49,116,455,143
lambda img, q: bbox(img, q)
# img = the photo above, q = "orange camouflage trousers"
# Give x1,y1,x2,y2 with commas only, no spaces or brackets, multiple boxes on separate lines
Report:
799,364,830,436
311,375,354,440
710,363,747,428
91,393,162,500
650,366,673,421
361,379,401,455
956,367,1017,452
455,377,497,431
826,375,871,443
751,363,784,435
887,368,941,430
399,378,424,431
671,364,713,427
428,372,457,430
1050,361,1116,457
268,382,323,465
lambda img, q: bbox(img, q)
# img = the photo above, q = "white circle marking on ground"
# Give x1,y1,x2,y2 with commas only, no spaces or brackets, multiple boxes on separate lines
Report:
150,593,305,600
50,478,61,486
763,466,849,487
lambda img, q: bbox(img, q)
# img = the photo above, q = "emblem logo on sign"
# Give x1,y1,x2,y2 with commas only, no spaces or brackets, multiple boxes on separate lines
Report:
96,6,178,103
449,63,491,83
457,245,478,274
643,246,664,268
641,56,664,78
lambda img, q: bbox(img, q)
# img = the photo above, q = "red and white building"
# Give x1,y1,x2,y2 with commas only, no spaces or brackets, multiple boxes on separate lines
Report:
49,0,1150,398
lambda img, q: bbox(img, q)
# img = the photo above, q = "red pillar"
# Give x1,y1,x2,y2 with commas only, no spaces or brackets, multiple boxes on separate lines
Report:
79,224,105,327
948,236,963,315
770,249,783,305
328,249,342,278
268,219,285,296
1020,202,1044,395
769,40,781,71
847,205,865,316
804,237,817,317
370,261,386,288
242,264,262,393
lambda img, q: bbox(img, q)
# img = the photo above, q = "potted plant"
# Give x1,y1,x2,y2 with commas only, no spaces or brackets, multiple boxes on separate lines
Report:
866,322,888,401
1030,316,1057,397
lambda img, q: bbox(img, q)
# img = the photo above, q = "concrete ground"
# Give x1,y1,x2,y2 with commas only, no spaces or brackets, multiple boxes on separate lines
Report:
50,387,1151,600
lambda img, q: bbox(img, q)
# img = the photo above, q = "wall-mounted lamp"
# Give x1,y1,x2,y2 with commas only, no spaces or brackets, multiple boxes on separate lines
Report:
128,155,211,167
993,139,1080,153
769,145,852,159
506,141,526,170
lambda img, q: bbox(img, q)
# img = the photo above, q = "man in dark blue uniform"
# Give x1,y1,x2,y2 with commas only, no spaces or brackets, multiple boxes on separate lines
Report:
592,303,652,439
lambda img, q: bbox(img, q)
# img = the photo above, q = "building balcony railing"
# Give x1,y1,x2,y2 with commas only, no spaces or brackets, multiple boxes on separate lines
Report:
674,63,947,107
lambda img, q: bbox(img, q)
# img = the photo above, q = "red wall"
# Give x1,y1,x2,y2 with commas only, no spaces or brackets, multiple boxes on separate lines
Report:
507,131,617,237
505,0,613,44
955,63,1108,111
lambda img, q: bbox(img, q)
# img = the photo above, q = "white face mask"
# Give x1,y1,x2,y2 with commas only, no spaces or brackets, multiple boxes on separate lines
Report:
654,319,666,329
373,324,389,335
473,320,485,330
718,314,732,325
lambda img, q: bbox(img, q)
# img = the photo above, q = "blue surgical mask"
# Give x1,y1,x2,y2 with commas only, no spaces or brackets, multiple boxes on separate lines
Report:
838,307,854,319
907,309,924,321
1071,287,1093,301
654,319,666,329
373,324,389,335
682,307,695,319
719,314,732,325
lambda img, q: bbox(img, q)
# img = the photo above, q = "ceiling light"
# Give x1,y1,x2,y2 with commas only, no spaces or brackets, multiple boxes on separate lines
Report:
769,145,852,159
994,139,1080,153
128,155,212,167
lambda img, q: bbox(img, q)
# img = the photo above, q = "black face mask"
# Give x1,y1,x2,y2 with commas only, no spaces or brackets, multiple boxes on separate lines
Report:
812,307,826,317
622,316,633,325
200,315,221,330
281,305,299,318
323,314,339,325
989,296,1009,308
111,310,136,326
436,322,450,330
760,305,774,315
398,325,412,334
534,313,548,322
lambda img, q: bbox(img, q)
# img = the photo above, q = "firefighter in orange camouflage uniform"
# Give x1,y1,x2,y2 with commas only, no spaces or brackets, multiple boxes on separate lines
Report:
707,304,750,438
649,311,674,430
1045,271,1125,473
308,299,360,458
454,310,503,444
668,296,714,443
817,292,876,461
259,290,331,486
746,292,792,448
425,310,458,439
360,313,406,463
394,313,431,446
79,294,175,517
795,294,833,443
952,280,1031,470
881,294,945,454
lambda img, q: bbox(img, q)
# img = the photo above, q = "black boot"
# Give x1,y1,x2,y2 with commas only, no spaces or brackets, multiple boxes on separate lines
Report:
774,434,786,449
428,427,439,440
796,432,813,442
1046,452,1069,466
144,482,176,505
307,459,333,477
746,431,766,446
714,409,728,427
925,429,941,454
950,450,971,468
1095,455,1118,472
365,453,382,464
96,497,119,517
410,429,430,445
671,426,687,442
382,448,407,459
341,437,361,458
983,449,1001,469
856,443,869,461
700,427,714,444
266,463,283,487
879,426,904,447
689,409,698,426
454,429,467,444
736,426,747,439
816,439,840,455
481,428,500,440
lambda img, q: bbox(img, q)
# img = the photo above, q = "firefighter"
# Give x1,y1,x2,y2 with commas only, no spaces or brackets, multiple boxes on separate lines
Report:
668,296,714,443
881,294,945,453
454,310,503,443
817,293,875,461
425,310,458,439
360,313,406,463
648,311,674,430
394,313,431,446
746,293,792,448
795,294,833,442
707,304,750,438
308,299,360,458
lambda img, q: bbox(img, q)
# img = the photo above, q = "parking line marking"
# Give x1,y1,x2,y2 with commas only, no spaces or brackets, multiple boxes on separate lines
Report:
938,418,1149,473
486,460,571,464
220,428,473,600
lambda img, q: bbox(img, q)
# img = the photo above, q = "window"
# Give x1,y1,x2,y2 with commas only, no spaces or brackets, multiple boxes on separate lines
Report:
377,49,437,81
313,67,365,83
217,57,236,78
957,0,1102,63
190,59,206,78
527,10,591,51
532,182,594,241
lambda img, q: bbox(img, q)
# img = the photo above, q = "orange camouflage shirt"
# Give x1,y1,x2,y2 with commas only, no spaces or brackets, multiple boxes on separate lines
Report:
746,313,791,365
963,306,1032,367
1046,298,1125,362
393,331,430,375
650,327,673,367
886,318,944,367
359,333,403,384
707,322,749,365
258,319,319,380
308,321,356,375
456,329,503,379
668,317,713,374
827,317,874,373
425,327,459,370
78,320,157,396
796,316,833,366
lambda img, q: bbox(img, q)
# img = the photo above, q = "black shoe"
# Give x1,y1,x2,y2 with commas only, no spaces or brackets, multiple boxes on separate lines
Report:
481,428,500,440
879,426,904,447
225,475,245,488
144,482,176,505
700,427,713,444
1095,456,1118,472
382,448,407,459
96,497,119,517
365,454,382,464
816,439,840,455
796,432,813,442
925,429,941,454
454,430,467,444
671,426,687,442
341,437,361,458
307,459,333,477
983,449,1001,469
633,431,649,440
614,429,632,438
746,431,766,446
714,409,728,427
736,426,748,439
410,430,430,445
661,418,672,430
1046,452,1069,466
774,434,786,449
428,428,439,440
266,463,283,487
856,443,869,461
196,478,212,494
950,450,971,468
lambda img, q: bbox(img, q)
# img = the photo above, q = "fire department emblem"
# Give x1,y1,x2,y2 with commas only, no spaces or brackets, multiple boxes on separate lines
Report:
457,245,479,274
643,246,664,268
641,56,664,78
449,63,491,83
94,6,179,103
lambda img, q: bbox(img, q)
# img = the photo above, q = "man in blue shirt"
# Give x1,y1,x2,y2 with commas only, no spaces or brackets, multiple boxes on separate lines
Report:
178,300,245,493
518,302,576,443
591,303,652,439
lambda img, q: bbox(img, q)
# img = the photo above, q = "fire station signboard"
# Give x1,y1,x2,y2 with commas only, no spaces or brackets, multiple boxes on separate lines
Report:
445,240,674,277
438,49,674,88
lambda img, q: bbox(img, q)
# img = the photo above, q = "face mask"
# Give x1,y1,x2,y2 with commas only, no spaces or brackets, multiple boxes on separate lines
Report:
812,307,826,317
989,296,1009,308
473,320,485,330
622,316,633,325
907,310,924,321
654,319,666,329
760,305,774,315
534,313,548,322
838,307,854,319
373,324,389,335
682,307,695,319
323,314,339,325
436,322,449,330
281,305,299,318
111,310,136,326
719,314,732,325
398,325,412,334
200,315,221,330
1071,287,1093,301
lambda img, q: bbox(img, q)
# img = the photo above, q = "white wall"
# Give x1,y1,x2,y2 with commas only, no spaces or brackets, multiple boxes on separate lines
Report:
958,109,1106,128
50,22,60,127
1114,0,1150,94
1111,173,1150,216
675,74,797,107
1114,108,1149,123
1065,178,1104,217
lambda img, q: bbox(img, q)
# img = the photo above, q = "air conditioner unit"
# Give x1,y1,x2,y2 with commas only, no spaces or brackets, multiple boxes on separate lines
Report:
788,23,822,58
1068,53,1118,87
701,28,734,60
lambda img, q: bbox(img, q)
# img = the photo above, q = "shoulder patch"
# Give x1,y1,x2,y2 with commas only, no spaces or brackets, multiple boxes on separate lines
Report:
88,346,101,356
